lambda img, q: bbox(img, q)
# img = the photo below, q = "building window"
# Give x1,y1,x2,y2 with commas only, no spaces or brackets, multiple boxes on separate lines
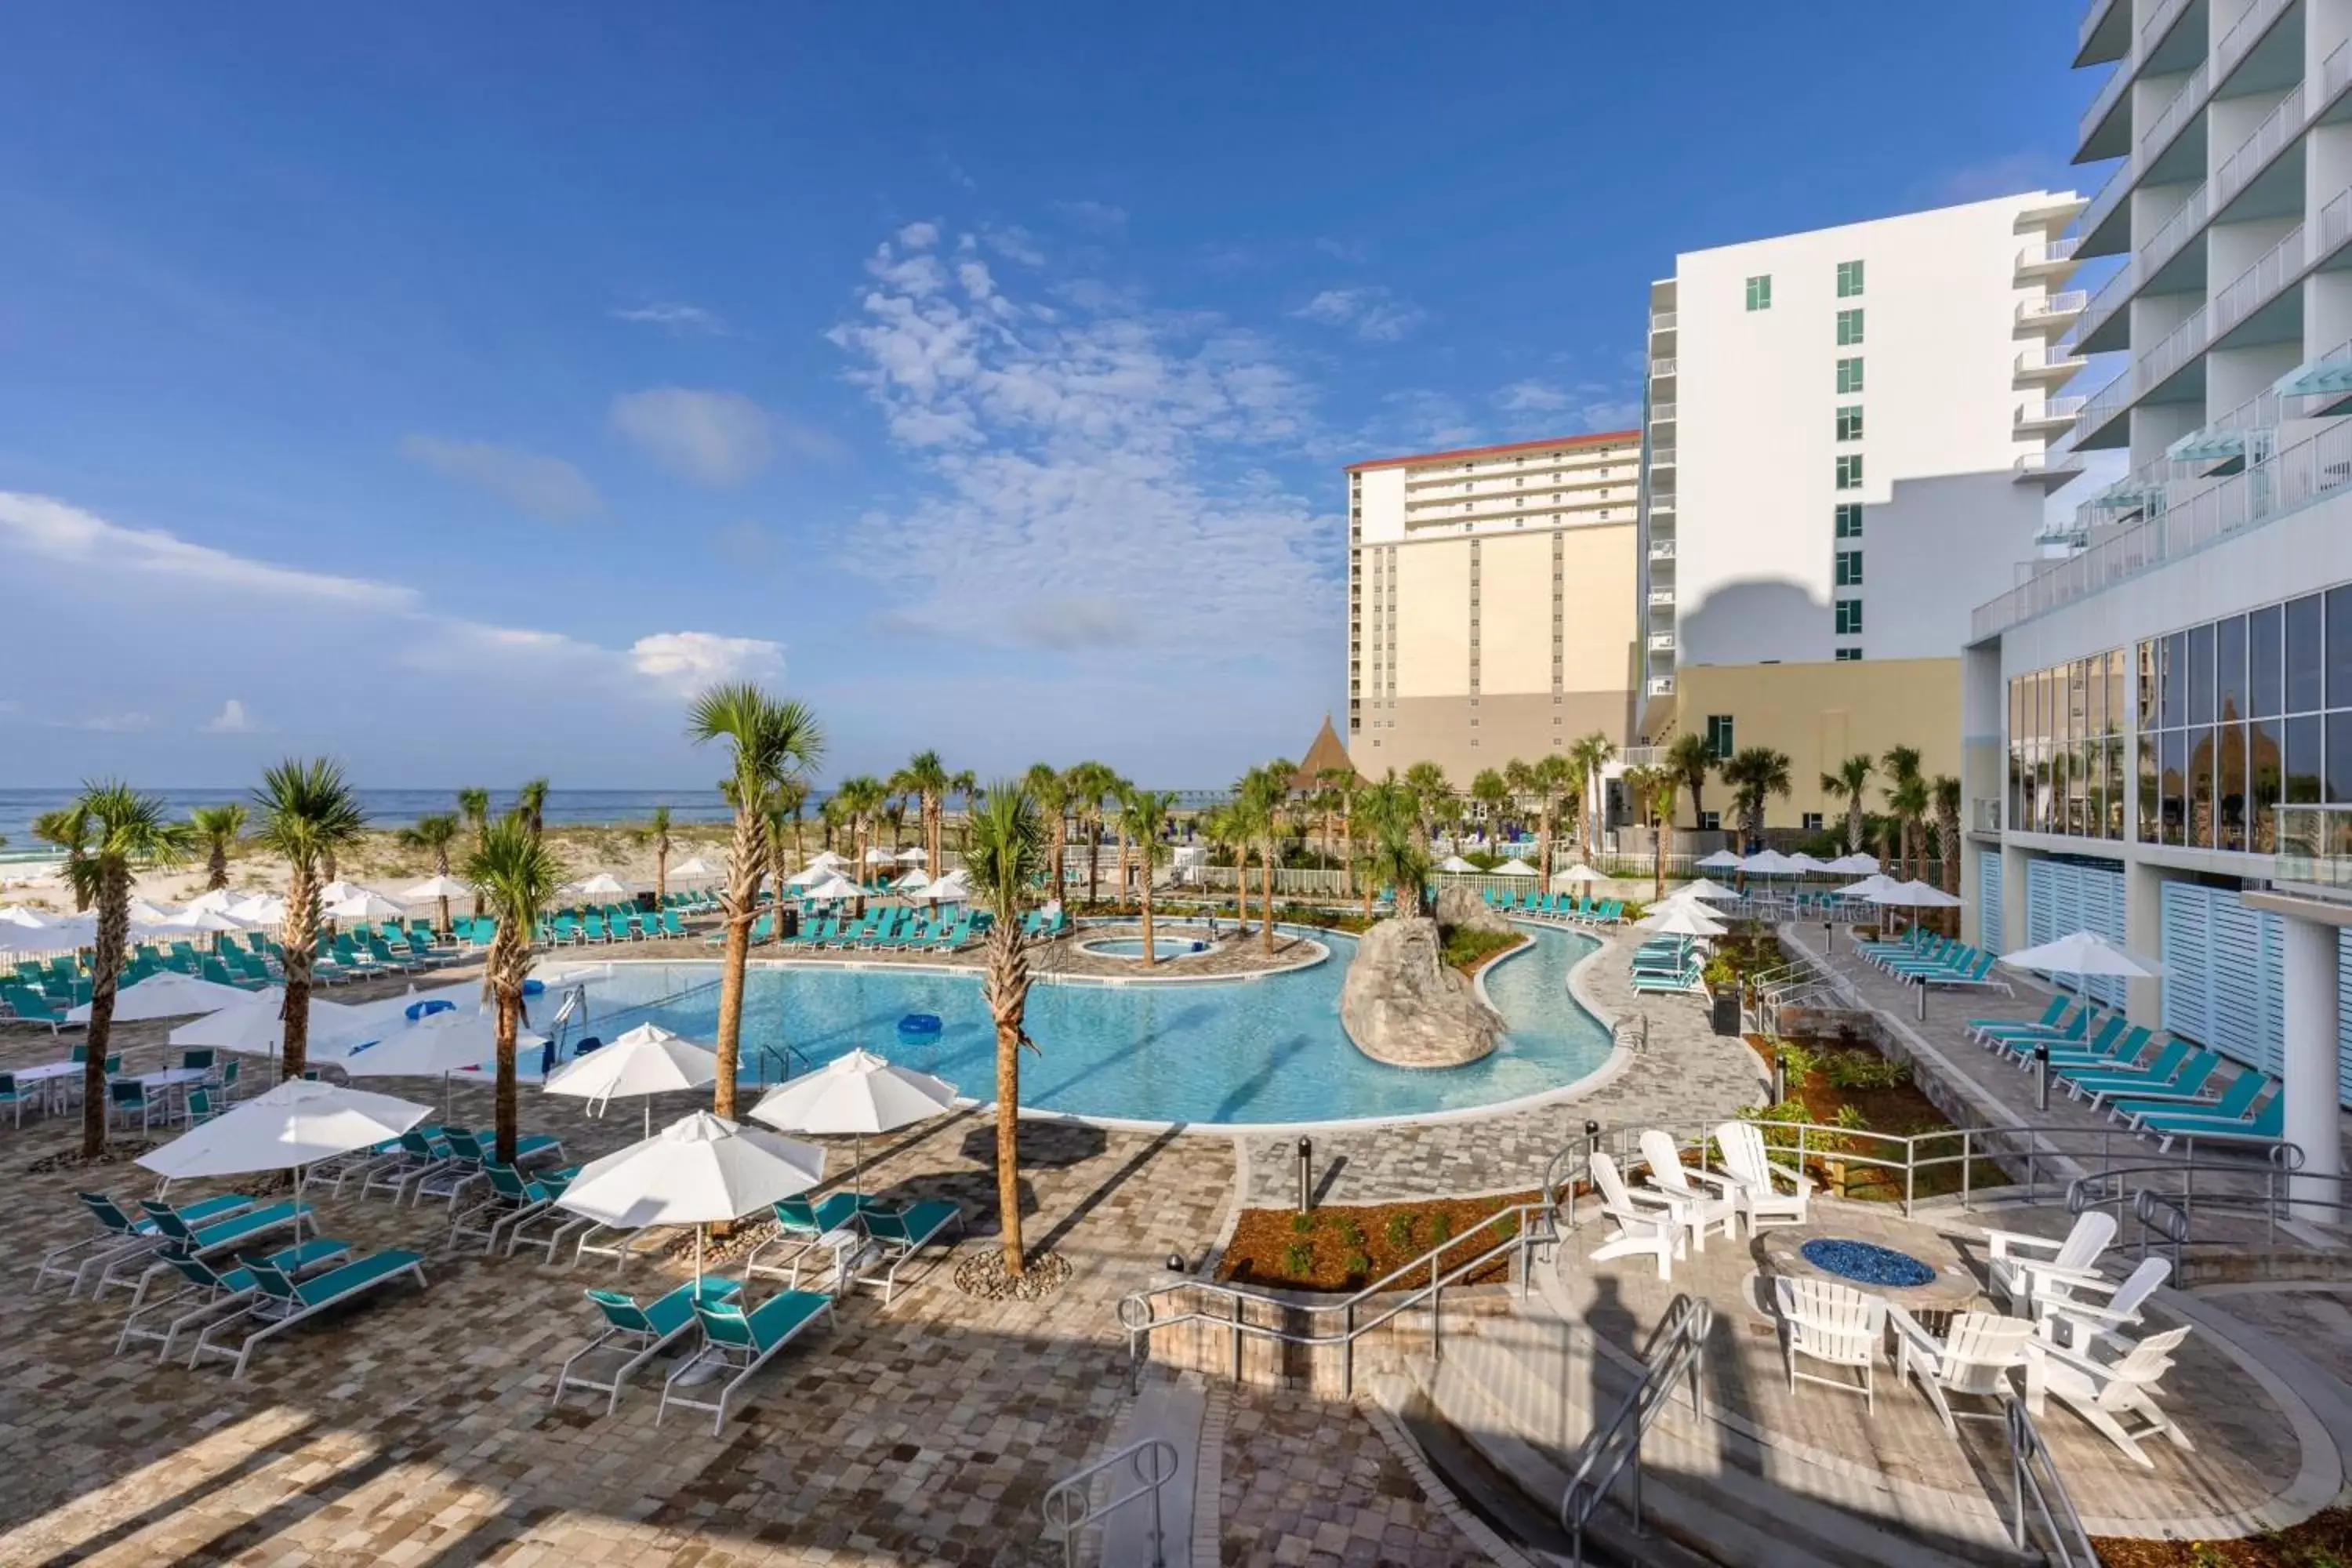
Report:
1697,811,1721,832
1835,648,1863,662
1835,549,1864,587
1704,713,1735,759
1834,503,1864,539
1835,405,1864,442
1744,274,1772,311
1835,454,1864,490
1836,358,1864,395
1801,813,1824,832
1836,259,1864,298
1835,599,1864,636
1835,308,1864,347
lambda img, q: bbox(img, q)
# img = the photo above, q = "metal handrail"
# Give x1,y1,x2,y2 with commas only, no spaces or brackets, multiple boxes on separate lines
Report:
1040,1437,1182,1568
1560,1294,1711,1565
2067,1146,2352,1251
756,1040,818,1082
1116,1200,1554,1396
2005,1397,2097,1566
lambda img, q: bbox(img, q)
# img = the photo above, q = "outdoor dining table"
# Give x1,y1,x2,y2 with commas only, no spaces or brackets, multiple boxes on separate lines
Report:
120,1066,209,1123
12,1059,89,1114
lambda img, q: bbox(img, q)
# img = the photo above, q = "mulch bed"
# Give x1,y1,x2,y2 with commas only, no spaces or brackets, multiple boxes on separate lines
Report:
1218,1191,1538,1293
1747,1034,2008,1203
26,1140,157,1174
2092,1508,2352,1566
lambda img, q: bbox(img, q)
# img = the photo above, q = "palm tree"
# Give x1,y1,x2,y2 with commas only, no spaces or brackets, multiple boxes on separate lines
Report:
1403,761,1449,851
517,777,550,840
1356,774,1429,916
1529,754,1578,881
775,778,811,865
1719,746,1792,853
1628,768,1680,901
1062,761,1120,906
1882,745,1925,877
190,803,248,891
1568,731,1617,863
901,750,952,873
1663,732,1716,840
32,805,92,911
1024,763,1068,897
457,787,492,918
1315,768,1360,894
832,775,888,906
760,787,793,945
1819,755,1875,857
397,812,463,936
964,779,1047,1279
644,805,674,904
1931,775,1963,924
1200,802,1247,925
250,758,368,1081
1116,788,1177,963
1236,760,1296,953
688,683,826,1120
948,768,978,855
1469,768,1510,848
66,783,196,1156
466,812,561,1163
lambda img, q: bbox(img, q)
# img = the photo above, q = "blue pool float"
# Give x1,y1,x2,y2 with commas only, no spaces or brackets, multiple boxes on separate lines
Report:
898,1013,943,1037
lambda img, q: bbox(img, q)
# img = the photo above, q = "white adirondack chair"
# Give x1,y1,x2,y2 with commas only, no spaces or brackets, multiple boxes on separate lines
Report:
1984,1210,2115,1317
1888,1307,2039,1435
1774,1275,1886,1412
1712,1119,1812,1230
2034,1256,2170,1350
1587,1152,1683,1280
2034,1324,2195,1468
1637,1129,1740,1251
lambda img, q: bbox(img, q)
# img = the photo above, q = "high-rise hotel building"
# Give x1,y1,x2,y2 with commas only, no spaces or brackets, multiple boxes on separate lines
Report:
1635,194,2084,827
1346,431,1644,780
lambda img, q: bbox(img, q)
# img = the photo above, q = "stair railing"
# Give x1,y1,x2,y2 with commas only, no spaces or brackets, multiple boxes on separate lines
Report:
1040,1437,1182,1568
2005,1396,2097,1566
1558,1292,1711,1565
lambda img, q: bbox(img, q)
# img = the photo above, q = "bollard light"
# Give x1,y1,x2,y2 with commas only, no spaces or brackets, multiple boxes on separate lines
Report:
1296,1135,1314,1214
1771,1055,1787,1106
2034,1042,2051,1113
1166,1252,1186,1272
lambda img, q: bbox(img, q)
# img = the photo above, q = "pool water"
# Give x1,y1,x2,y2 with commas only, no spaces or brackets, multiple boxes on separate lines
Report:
550,923,1612,1127
1083,935,1209,958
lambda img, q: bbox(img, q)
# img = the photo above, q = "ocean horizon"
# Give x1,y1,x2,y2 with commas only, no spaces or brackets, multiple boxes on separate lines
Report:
0,787,739,847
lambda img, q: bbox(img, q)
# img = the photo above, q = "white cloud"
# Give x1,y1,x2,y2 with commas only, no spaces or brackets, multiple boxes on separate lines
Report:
982,225,1045,267
612,301,728,336
397,435,602,521
1053,200,1127,230
1290,286,1427,343
0,492,415,607
1490,379,1640,434
205,699,256,733
1495,379,1572,413
828,225,1339,656
629,631,786,693
608,388,789,488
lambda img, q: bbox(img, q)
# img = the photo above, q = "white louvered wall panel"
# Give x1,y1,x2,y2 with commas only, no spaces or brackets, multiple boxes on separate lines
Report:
2158,880,2352,1106
2024,858,2126,1008
1979,851,2002,955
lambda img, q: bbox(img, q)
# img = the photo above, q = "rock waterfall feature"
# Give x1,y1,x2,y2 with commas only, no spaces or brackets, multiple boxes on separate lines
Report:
1338,916,1509,1069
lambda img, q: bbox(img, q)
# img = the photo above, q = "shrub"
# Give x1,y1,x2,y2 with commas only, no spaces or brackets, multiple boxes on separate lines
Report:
1383,1212,1416,1251
1337,1219,1367,1250
1282,1242,1314,1277
1824,1049,1907,1091
1344,1249,1373,1278
1290,1210,1316,1235
1428,1211,1453,1246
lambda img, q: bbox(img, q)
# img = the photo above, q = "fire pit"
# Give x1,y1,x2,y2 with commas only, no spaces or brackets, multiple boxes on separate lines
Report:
1759,1215,1980,1316
1798,1237,1936,1290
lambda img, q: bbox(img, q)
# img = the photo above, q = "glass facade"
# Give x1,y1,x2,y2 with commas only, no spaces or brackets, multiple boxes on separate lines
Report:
2135,586,2352,852
2007,648,2127,840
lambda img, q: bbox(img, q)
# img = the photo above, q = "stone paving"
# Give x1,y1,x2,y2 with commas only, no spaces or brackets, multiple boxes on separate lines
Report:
1238,928,1769,1207
1218,1387,1476,1567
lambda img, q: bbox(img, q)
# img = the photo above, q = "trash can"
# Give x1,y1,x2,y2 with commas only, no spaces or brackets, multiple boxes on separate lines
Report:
1709,988,1742,1036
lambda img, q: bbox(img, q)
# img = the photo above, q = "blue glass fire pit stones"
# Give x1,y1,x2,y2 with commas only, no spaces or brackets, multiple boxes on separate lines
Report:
1798,1237,1936,1290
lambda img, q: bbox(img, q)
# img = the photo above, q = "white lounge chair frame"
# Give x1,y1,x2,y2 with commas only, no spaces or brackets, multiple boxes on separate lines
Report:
1889,1307,2038,1436
2032,1323,2194,1468
1636,1129,1739,1251
1986,1211,2116,1318
1586,1152,1683,1281
1775,1275,1886,1412
1712,1119,1811,1229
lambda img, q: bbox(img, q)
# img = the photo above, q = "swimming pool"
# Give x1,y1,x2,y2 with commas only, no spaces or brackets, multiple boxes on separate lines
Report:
547,922,1613,1127
1078,934,1212,960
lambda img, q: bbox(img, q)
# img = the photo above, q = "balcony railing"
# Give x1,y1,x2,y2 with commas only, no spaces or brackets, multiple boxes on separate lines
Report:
2215,0,2291,84
2016,451,2084,482
2140,0,2191,60
1647,633,1676,652
2213,82,2303,215
2078,158,2133,248
1974,412,2352,638
1649,311,1677,334
2080,0,2118,56
2139,180,2210,281
2016,347,2085,382
2080,48,2134,151
1972,799,2004,835
1650,357,1678,378
1647,589,1676,608
1646,677,1676,698
1650,401,1677,424
2016,238,2082,275
1648,539,1675,560
2018,396,2088,432
2070,253,2139,353
2210,223,2303,342
2139,58,2212,167
2275,805,2352,895
2017,292,2087,330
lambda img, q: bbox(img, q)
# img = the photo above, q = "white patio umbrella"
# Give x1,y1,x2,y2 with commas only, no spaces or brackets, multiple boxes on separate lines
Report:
1998,931,2162,1012
66,971,257,1023
1740,849,1800,876
1494,858,1538,877
139,1078,430,1181
169,990,368,1057
1787,852,1829,873
670,856,719,879
786,863,836,887
801,873,862,902
750,1047,959,1196
917,872,970,904
327,1004,544,1116
555,1111,826,1283
1835,874,1900,900
1675,877,1740,902
573,872,630,898
1695,849,1746,870
126,898,183,932
862,847,898,866
326,890,408,924
543,1022,718,1138
1552,864,1606,887
318,880,379,907
1438,855,1479,873
229,891,287,924
158,906,252,935
402,873,475,902
895,848,928,864
1635,903,1726,938
892,869,933,893
182,887,249,916
1869,879,1962,909
1825,852,1881,875
0,909,96,953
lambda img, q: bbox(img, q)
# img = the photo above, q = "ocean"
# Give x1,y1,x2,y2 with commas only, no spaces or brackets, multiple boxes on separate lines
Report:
0,788,738,848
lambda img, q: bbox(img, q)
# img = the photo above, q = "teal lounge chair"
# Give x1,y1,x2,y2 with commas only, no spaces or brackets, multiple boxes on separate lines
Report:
2137,1091,2284,1151
114,1237,354,1362
858,1200,964,1305
191,1249,429,1377
659,1289,834,1433
2005,1014,2132,1066
745,1191,871,1283
555,1279,742,1415
451,1161,573,1254
1969,995,2067,1043
2068,1047,2219,1110
2109,1067,2268,1130
108,1199,313,1305
38,1190,256,1294
2050,1038,2194,1103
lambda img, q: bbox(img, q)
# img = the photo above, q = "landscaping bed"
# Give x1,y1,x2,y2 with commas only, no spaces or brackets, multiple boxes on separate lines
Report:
2092,1510,2352,1566
1744,1030,2006,1203
1217,1192,1537,1293
1441,925,1526,978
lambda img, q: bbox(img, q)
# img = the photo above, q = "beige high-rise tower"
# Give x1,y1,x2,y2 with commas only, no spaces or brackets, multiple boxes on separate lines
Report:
1345,430,1644,782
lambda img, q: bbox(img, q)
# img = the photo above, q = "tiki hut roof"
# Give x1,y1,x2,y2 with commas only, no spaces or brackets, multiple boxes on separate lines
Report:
1290,715,1358,793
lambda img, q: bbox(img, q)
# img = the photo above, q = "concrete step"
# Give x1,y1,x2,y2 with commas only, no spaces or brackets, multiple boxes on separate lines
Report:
1101,1381,1202,1568
1420,1313,2026,1568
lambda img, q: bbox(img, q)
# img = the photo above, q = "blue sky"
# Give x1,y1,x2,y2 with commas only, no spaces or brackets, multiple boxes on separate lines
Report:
0,2,2088,790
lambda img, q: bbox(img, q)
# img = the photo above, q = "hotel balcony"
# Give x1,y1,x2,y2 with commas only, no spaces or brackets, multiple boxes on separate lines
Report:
1647,538,1675,561
2013,449,2085,488
1647,587,1675,608
2015,291,2087,338
2014,347,2087,389
2014,396,2085,438
1647,632,1676,653
1646,676,1676,698
2015,190,2091,231
1649,357,1677,380
2075,0,2125,68
2014,238,2082,285
1649,401,1676,427
1649,311,1676,336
